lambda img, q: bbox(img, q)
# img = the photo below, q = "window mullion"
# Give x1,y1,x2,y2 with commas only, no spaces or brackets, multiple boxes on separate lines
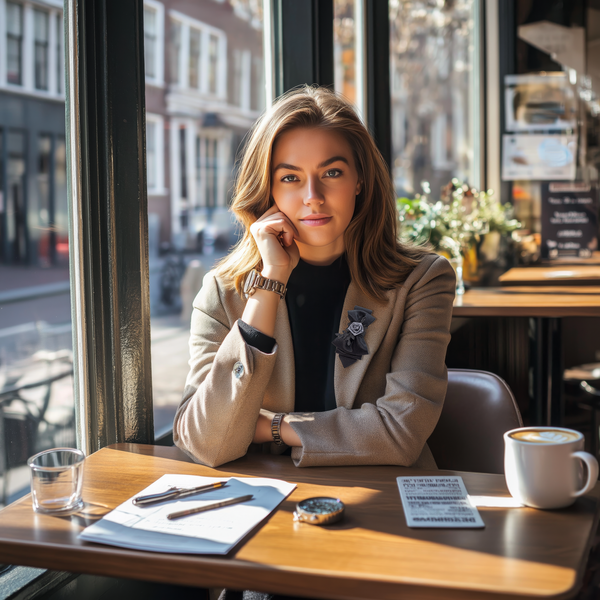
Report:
65,0,153,454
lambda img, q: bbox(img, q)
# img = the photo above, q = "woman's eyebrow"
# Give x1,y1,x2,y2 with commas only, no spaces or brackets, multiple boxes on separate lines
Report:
273,156,350,172
317,156,349,168
272,162,301,172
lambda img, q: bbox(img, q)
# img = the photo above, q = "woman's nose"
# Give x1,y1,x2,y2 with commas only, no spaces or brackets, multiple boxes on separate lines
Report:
304,176,325,206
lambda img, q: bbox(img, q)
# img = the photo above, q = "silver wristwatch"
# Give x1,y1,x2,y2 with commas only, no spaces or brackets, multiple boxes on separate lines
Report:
244,269,287,299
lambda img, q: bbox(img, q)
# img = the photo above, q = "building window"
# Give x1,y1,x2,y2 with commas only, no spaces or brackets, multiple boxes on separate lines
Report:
7,130,27,264
146,120,157,190
167,12,226,97
189,28,201,89
56,15,63,94
146,114,165,195
251,55,264,112
34,9,50,91
179,126,187,200
143,0,164,86
6,2,23,86
169,18,181,85
205,137,217,208
144,6,157,80
208,34,219,95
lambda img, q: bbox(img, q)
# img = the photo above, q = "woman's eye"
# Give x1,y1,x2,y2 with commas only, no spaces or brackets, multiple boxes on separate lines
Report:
324,169,342,178
281,174,299,183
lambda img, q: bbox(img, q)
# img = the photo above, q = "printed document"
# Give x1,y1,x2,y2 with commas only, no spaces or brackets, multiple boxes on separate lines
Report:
397,476,485,528
80,474,296,554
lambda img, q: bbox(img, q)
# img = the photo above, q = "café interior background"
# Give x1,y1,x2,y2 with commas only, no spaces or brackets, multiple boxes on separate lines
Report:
0,0,599,505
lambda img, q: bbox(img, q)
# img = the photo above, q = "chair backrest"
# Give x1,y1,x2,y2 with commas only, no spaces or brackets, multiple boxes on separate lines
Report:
427,369,523,474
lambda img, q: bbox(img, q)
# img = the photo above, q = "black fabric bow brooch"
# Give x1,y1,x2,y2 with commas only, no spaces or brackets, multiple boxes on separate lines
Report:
332,306,376,368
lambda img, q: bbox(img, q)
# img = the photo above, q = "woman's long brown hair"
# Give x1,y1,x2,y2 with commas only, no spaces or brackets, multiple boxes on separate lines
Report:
215,86,432,302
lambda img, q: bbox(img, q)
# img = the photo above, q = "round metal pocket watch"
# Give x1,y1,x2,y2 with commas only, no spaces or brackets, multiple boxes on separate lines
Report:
293,497,345,526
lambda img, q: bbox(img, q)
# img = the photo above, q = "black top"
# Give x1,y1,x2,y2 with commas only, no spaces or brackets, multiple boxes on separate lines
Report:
239,255,351,413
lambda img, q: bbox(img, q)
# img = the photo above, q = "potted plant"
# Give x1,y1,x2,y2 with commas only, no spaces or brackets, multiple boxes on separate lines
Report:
397,180,521,293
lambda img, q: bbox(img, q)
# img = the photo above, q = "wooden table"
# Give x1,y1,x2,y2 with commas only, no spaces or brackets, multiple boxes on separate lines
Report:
0,444,598,600
453,286,600,318
454,287,600,426
499,266,600,287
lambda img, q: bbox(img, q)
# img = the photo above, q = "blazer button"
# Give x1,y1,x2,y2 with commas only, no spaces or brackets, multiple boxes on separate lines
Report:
233,361,244,379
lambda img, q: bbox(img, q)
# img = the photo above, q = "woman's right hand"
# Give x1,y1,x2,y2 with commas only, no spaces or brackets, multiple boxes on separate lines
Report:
249,204,300,283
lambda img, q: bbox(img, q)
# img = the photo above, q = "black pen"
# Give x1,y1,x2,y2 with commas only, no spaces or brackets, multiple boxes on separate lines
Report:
167,494,254,520
133,481,229,507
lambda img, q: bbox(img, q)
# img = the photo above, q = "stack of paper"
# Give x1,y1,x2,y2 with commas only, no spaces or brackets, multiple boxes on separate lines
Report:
80,474,296,554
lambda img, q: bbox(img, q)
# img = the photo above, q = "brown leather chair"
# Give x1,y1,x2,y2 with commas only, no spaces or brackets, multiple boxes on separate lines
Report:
428,369,523,474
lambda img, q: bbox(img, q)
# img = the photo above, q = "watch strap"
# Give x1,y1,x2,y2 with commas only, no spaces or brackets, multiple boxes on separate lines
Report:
244,269,286,299
271,413,285,446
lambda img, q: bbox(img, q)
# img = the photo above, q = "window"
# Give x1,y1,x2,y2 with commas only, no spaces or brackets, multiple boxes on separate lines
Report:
6,2,23,86
389,0,481,198
208,34,219,94
34,9,50,91
143,0,164,86
333,0,365,118
144,6,157,80
189,28,201,89
231,49,251,109
251,55,264,112
146,114,165,195
169,18,181,85
56,15,63,94
168,13,226,97
146,5,263,436
37,135,52,265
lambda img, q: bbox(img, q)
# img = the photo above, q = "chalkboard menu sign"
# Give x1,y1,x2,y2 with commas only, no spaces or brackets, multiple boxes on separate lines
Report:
541,182,599,259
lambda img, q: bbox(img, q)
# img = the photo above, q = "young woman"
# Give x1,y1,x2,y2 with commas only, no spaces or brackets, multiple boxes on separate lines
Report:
174,86,455,470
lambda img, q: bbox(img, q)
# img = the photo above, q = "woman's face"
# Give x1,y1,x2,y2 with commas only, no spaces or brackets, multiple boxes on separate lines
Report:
270,126,361,265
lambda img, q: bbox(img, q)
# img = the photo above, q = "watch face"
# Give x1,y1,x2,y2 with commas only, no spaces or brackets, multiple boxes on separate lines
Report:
297,497,344,515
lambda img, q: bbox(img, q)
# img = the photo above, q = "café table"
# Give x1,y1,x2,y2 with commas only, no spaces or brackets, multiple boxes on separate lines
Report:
499,266,600,287
453,286,600,426
0,443,598,600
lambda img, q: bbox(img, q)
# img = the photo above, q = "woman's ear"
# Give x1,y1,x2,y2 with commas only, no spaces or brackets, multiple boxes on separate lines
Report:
356,180,363,196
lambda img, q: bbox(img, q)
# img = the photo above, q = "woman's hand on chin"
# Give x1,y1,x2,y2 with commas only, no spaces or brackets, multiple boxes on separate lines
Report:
250,204,300,283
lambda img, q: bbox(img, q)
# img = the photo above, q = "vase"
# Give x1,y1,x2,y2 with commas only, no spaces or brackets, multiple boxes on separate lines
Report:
449,255,465,296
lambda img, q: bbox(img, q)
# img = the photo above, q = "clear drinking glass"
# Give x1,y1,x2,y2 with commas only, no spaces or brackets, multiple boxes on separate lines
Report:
28,448,85,515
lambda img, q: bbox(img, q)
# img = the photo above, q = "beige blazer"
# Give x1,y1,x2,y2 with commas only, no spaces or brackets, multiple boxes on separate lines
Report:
174,253,456,469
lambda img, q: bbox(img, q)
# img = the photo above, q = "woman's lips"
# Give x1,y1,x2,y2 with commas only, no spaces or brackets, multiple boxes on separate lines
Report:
300,216,332,227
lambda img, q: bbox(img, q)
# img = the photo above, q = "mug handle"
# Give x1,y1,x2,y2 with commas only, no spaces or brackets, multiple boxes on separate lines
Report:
572,451,599,497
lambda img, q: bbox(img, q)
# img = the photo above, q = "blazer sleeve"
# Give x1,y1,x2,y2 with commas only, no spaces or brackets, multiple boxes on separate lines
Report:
173,272,278,467
286,256,455,467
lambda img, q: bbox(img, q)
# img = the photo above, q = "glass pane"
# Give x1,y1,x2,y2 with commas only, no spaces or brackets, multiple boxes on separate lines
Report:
146,120,156,190
6,2,22,85
169,19,181,85
144,2,265,436
34,10,49,91
144,7,157,80
0,5,73,506
208,34,219,94
334,0,357,104
6,2,21,36
389,0,479,199
189,29,201,89
56,16,63,94
34,9,49,42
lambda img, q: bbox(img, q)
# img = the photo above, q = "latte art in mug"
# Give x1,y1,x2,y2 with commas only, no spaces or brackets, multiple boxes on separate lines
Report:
509,429,580,444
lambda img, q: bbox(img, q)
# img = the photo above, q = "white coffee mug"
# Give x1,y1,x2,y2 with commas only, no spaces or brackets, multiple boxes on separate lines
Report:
504,426,599,509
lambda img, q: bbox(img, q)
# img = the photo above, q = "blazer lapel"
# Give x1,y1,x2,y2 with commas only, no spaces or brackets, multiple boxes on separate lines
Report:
334,282,395,410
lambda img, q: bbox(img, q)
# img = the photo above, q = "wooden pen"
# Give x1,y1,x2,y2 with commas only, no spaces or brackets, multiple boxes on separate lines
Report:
167,494,254,520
